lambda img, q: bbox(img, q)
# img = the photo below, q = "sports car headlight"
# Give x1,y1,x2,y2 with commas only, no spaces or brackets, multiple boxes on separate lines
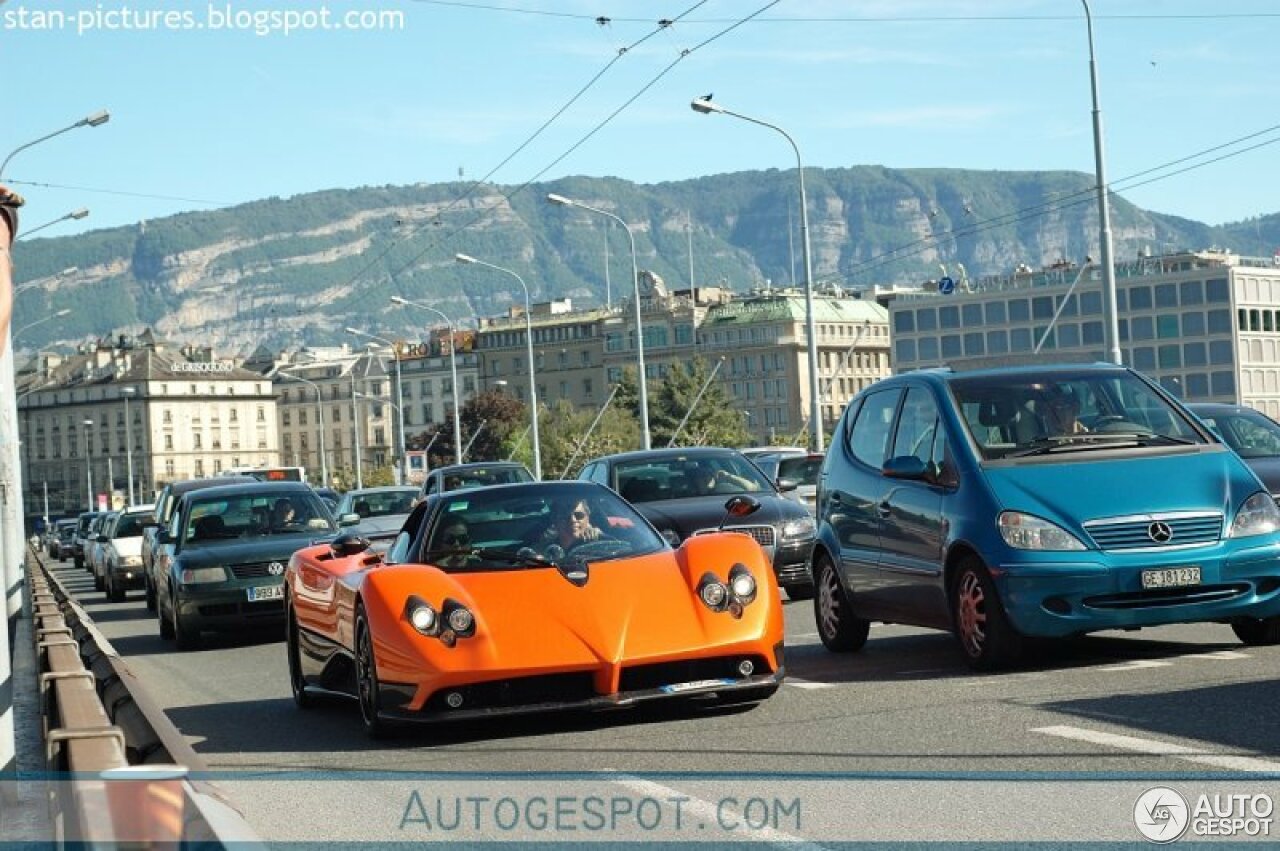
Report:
781,516,816,539
404,596,439,636
998,512,1086,551
447,606,474,634
698,573,729,611
728,563,757,605
1229,492,1280,538
179,566,227,584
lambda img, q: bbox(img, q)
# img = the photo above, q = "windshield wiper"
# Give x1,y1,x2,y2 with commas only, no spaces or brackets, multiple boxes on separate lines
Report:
1008,432,1196,458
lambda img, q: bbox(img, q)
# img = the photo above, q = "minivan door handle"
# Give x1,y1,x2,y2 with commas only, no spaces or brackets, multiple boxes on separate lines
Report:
876,501,892,517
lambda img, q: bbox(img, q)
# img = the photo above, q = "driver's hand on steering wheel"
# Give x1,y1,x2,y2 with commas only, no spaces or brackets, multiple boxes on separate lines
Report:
578,525,602,542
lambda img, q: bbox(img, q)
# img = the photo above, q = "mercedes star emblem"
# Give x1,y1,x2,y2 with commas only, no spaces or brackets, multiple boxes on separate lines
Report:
1147,521,1173,544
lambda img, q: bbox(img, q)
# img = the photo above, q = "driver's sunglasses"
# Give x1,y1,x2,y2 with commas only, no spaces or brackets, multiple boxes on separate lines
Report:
443,534,469,545
569,510,588,521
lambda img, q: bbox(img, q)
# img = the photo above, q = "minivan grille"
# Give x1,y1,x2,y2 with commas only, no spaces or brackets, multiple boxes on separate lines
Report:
693,525,776,548
1084,512,1222,551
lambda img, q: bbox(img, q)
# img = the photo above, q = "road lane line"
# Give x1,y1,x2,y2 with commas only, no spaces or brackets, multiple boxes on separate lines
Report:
1186,650,1250,660
608,773,828,850
785,679,836,690
1032,725,1280,773
1092,659,1173,672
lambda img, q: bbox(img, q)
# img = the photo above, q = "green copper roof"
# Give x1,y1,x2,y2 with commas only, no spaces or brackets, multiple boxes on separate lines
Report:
702,295,888,326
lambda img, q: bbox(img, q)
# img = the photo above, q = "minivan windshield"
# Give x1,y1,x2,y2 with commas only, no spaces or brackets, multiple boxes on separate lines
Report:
950,369,1207,460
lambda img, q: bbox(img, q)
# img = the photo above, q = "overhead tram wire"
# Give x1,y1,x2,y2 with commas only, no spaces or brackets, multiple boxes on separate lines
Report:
412,2,1280,24
3,178,227,207
369,0,784,306
333,3,710,316
833,127,1280,285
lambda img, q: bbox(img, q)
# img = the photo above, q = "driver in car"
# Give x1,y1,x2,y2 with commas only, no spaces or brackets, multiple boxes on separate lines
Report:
538,497,603,553
1045,390,1089,435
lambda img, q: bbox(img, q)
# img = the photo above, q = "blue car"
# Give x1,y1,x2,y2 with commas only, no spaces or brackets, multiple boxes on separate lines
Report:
812,363,1280,670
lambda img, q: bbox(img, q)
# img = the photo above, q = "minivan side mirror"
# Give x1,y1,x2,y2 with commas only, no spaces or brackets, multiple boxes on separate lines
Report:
776,477,799,493
882,456,930,481
339,513,361,527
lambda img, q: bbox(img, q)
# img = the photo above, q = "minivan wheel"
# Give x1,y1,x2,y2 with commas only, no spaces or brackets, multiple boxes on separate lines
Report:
1231,616,1280,646
813,553,869,652
952,557,1022,671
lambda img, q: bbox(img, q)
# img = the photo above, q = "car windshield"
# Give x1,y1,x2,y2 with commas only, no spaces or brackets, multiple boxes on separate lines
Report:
1196,409,1280,459
441,466,533,491
777,456,822,486
423,483,664,571
339,488,418,518
183,491,335,543
113,513,154,538
950,369,1207,461
615,454,771,503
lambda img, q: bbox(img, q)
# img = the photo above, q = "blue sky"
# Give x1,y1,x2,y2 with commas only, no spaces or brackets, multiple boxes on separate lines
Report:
5,0,1280,244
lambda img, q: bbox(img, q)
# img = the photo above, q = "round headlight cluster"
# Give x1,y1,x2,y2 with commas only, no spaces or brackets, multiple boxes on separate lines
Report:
409,604,437,634
700,581,728,609
447,607,474,634
730,571,756,599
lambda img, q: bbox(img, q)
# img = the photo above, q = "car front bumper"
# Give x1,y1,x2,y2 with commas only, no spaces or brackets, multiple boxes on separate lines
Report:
174,580,287,630
994,539,1280,637
108,565,147,590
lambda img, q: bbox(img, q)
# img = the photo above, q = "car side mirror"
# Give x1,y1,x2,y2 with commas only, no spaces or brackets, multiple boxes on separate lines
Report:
339,513,361,527
660,529,681,548
776,477,799,493
330,534,371,557
882,456,930,481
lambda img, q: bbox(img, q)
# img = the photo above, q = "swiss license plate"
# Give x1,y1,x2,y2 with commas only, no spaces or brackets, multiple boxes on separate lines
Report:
1141,566,1201,590
247,584,284,602
659,678,735,694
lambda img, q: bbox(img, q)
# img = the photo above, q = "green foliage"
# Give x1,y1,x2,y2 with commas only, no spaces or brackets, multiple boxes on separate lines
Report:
363,466,396,487
648,358,751,449
534,398,641,479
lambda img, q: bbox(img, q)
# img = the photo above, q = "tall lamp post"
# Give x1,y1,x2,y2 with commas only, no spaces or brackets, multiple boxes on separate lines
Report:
13,308,70,338
454,254,542,479
1081,0,1122,365
348,368,363,490
17,208,89,240
82,418,95,511
690,97,824,452
546,193,650,450
278,371,328,487
121,387,136,505
346,327,407,484
387,298,464,466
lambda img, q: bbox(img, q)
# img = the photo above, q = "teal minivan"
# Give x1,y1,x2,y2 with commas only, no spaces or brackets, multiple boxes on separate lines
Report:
812,363,1280,670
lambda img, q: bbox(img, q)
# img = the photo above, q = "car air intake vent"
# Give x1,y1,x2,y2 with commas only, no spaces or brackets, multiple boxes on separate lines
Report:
692,525,776,547
1084,512,1222,550
1083,583,1248,609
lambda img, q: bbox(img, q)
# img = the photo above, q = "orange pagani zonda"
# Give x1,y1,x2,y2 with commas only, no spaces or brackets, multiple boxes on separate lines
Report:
285,481,785,736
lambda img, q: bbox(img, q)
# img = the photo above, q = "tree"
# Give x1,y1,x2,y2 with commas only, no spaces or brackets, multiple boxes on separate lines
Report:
456,389,527,464
535,397,641,479
648,357,750,448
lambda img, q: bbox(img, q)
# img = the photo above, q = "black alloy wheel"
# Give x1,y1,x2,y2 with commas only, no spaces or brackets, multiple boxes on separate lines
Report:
813,552,869,652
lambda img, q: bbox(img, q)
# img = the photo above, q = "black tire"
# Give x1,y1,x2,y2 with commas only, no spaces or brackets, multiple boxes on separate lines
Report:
813,552,870,652
106,573,124,603
786,583,815,601
355,606,388,739
144,576,157,612
1232,616,1280,646
172,593,200,650
93,569,104,592
286,602,314,709
951,557,1022,671
75,556,83,570
158,590,175,640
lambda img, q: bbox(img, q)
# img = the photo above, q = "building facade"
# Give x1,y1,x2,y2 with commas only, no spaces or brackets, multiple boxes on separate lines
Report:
698,291,892,442
889,251,1280,419
18,336,279,514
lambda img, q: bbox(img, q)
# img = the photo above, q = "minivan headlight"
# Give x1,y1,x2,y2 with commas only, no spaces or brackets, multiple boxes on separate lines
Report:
781,516,816,539
179,566,227,584
1228,492,1280,538
998,512,1086,551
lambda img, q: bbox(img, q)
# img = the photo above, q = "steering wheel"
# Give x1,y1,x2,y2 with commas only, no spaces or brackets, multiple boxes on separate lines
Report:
563,536,626,561
1090,415,1145,433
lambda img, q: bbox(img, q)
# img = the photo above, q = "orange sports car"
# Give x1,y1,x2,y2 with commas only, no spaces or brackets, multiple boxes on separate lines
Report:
285,481,785,736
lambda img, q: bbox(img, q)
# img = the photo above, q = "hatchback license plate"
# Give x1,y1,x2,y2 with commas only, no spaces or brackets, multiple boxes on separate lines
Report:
1141,566,1201,590
659,678,734,694
247,584,284,602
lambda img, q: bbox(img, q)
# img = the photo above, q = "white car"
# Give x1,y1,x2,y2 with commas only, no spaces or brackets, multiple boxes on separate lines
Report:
88,512,118,591
102,505,156,602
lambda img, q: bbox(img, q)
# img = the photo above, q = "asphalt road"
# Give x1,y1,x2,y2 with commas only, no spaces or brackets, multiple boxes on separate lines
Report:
44,556,1280,842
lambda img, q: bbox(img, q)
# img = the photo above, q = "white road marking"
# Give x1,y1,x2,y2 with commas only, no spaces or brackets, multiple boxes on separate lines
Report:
1185,650,1250,660
786,679,836,690
1032,725,1280,773
1092,659,1173,672
609,774,827,850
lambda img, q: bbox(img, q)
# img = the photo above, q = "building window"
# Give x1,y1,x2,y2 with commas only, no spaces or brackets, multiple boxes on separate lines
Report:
374,428,385,445
164,435,173,450
213,459,222,474
1211,371,1236,396
194,459,204,476
230,409,238,422
1207,310,1232,334
895,340,916,363
165,459,175,477
1009,329,1032,353
961,304,983,326
1058,324,1081,349
1206,278,1230,302
162,409,172,424
916,308,938,331
939,306,960,329
985,302,1007,324
257,405,265,422
1155,284,1178,309
1130,286,1152,310
193,434,203,449
940,335,961,359
283,411,291,426
894,312,914,334
1133,347,1156,372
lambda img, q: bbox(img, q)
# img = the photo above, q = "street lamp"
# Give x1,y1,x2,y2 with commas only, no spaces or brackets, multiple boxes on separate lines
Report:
454,254,542,480
277,370,329,487
16,208,89,241
690,97,824,452
82,418,95,512
1081,0,1122,365
547,193,650,451
13,308,70,339
0,109,110,179
346,327,407,484
387,298,465,467
348,367,364,490
121,387,136,506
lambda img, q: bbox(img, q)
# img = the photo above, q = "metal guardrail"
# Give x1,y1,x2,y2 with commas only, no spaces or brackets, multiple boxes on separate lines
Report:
28,549,263,846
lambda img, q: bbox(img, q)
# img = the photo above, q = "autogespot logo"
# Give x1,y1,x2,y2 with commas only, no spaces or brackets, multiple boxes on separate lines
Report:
1135,787,1190,843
